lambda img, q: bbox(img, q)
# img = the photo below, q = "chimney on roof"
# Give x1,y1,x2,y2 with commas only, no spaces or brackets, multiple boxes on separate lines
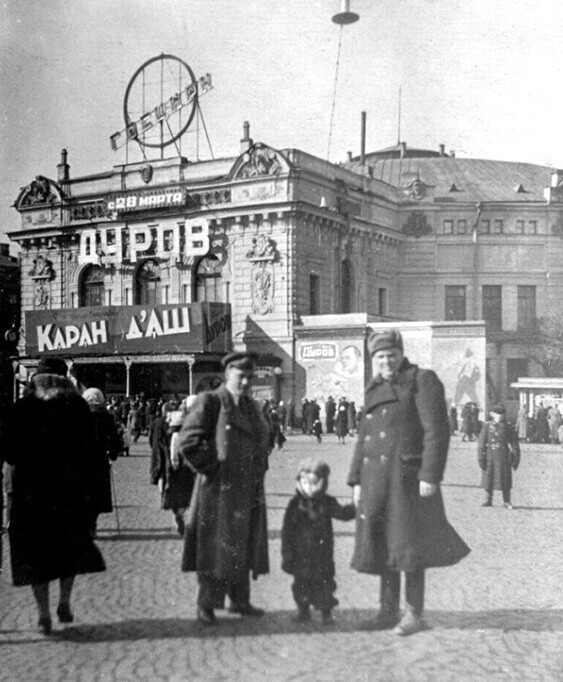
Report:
400,142,407,158
360,111,366,165
57,148,69,182
347,151,353,162
439,144,446,157
240,121,253,153
450,149,456,158
551,170,563,188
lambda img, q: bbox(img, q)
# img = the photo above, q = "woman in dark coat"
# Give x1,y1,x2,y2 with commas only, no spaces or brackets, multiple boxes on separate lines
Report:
82,388,122,536
335,402,348,444
150,408,195,535
0,358,105,635
477,404,520,508
348,330,470,636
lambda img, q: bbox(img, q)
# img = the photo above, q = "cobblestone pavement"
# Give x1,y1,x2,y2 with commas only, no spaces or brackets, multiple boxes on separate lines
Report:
1,432,561,681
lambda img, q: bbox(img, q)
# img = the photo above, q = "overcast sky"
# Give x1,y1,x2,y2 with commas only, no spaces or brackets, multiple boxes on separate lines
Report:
2,0,563,245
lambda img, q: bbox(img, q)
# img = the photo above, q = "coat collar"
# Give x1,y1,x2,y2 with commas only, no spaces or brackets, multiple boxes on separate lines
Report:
215,384,259,436
364,359,418,411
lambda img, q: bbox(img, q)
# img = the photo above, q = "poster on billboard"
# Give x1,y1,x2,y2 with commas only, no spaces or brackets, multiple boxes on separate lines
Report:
296,338,366,409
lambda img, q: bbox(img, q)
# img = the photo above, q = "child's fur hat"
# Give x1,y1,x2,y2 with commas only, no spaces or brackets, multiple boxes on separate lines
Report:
296,457,330,486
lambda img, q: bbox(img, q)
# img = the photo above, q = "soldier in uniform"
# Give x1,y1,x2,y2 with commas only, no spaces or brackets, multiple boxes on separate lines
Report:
348,330,470,636
178,352,271,625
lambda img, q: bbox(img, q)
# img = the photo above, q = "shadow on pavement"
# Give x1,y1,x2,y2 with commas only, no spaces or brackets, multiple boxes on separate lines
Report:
48,608,563,642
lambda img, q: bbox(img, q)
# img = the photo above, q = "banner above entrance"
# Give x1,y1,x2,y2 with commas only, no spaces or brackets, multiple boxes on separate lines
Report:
25,303,231,357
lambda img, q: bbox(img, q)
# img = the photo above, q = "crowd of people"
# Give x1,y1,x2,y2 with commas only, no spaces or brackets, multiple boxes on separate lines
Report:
0,330,556,637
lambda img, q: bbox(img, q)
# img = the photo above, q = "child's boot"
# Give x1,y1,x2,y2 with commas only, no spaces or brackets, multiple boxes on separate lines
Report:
292,605,311,623
321,609,335,625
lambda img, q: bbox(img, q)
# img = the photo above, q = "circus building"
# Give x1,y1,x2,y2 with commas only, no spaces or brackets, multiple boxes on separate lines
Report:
8,55,563,415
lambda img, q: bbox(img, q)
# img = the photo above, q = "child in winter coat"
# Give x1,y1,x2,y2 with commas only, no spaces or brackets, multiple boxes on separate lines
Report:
281,458,355,624
312,418,323,444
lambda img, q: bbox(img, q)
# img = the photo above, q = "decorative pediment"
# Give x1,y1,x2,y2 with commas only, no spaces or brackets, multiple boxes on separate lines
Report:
16,175,63,210
231,143,292,180
402,211,433,238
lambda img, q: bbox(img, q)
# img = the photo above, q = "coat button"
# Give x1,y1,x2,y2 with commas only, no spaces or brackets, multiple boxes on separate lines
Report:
363,456,369,464
366,414,373,420
379,431,386,439
380,455,388,463
382,408,387,416
364,435,371,442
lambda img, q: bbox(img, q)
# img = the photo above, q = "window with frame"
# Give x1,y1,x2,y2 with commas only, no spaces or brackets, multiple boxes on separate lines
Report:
493,219,504,234
79,264,105,307
479,219,490,234
378,287,388,316
309,274,320,314
528,220,537,234
443,220,454,234
457,219,467,234
135,259,161,305
194,254,223,303
517,285,536,331
506,358,528,400
482,285,502,331
445,285,466,321
515,220,525,234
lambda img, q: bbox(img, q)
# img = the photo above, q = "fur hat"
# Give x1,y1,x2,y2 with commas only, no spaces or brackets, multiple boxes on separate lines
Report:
490,404,506,415
82,387,105,407
167,410,185,428
36,356,68,377
367,329,404,356
296,457,330,481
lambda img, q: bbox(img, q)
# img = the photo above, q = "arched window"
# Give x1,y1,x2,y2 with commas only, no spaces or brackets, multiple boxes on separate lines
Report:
340,259,353,313
79,264,105,307
194,254,223,302
135,259,161,305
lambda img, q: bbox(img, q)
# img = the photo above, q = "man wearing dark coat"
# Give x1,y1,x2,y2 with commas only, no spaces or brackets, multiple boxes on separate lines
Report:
348,330,470,636
178,352,272,625
477,403,520,508
325,395,336,434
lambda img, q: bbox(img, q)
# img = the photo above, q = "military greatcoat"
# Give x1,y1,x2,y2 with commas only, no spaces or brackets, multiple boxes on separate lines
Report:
178,385,271,581
347,359,470,575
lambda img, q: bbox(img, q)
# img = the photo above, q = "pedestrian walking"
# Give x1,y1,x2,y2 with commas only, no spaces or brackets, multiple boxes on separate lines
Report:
515,405,528,442
534,402,549,443
477,404,520,509
281,458,355,624
461,402,473,441
325,395,336,434
82,388,122,538
448,404,458,435
348,329,470,636
0,357,106,635
178,352,271,625
335,402,348,444
312,418,323,443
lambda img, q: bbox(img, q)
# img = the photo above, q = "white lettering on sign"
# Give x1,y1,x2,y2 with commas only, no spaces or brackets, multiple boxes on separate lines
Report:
126,307,191,340
37,320,109,352
110,73,213,151
300,343,337,360
77,219,210,265
106,191,184,212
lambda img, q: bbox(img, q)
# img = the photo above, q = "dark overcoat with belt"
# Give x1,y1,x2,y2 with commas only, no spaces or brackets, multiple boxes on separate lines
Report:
178,385,271,581
347,359,470,574
477,420,520,491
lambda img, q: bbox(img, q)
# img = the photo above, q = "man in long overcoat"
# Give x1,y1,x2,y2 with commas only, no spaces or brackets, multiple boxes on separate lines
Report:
178,352,271,625
348,330,470,636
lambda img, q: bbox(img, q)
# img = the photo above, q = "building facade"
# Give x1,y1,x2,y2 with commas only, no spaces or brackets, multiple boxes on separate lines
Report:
9,132,563,414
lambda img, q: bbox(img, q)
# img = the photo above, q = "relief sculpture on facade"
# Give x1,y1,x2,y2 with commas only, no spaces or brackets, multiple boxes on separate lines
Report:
246,234,278,315
29,255,56,310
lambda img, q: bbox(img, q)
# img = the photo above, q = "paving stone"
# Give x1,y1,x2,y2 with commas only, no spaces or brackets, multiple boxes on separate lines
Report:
0,434,561,680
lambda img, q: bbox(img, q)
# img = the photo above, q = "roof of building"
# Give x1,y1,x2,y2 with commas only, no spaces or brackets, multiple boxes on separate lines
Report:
343,145,554,203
